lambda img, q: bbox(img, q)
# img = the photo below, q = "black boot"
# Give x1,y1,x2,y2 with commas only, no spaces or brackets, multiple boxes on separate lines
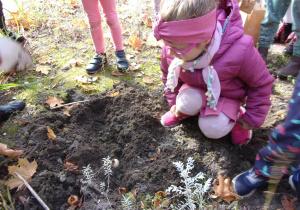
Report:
115,50,129,72
0,100,25,122
283,44,293,56
258,47,268,63
277,56,300,79
85,53,108,74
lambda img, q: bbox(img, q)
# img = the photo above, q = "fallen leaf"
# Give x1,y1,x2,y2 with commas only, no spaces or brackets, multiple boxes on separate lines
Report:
282,195,297,210
118,187,128,195
63,104,78,117
129,64,141,71
64,162,79,174
36,65,51,75
6,158,38,191
211,173,238,204
142,14,152,27
154,191,168,208
129,35,142,51
12,120,29,125
133,73,142,77
131,189,137,200
143,77,154,84
0,143,23,161
110,92,119,97
45,96,64,108
73,75,89,84
111,71,124,76
47,126,56,141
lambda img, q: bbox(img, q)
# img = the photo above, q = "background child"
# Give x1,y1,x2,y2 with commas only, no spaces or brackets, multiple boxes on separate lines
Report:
81,0,129,74
232,72,300,197
257,0,300,79
153,0,274,145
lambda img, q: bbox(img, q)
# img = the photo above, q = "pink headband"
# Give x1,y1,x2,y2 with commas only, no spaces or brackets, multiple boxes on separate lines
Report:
153,7,217,43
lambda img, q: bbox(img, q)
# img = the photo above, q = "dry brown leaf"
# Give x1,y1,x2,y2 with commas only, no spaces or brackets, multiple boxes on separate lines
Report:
47,126,56,141
45,96,64,108
111,71,124,76
211,173,238,204
80,85,93,91
0,143,23,161
118,187,128,195
129,64,141,71
73,75,89,84
282,195,297,210
142,14,152,27
36,65,51,75
110,92,120,97
142,76,154,84
64,162,79,174
63,104,78,117
12,120,29,125
154,191,167,208
133,73,142,77
6,158,38,191
131,189,137,200
129,35,142,51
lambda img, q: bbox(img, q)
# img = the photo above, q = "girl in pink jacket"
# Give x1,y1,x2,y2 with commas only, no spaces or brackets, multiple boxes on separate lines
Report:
81,0,129,74
153,0,274,145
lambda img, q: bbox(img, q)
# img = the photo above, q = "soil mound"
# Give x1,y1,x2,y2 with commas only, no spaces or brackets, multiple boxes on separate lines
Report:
0,82,298,209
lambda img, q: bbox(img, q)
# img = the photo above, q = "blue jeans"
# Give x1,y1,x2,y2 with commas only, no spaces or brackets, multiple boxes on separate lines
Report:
258,0,300,57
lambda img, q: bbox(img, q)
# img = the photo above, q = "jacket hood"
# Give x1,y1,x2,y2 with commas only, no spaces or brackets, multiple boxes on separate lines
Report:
213,0,244,61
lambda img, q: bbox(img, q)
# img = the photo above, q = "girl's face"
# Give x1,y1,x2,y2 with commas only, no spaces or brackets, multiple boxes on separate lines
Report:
164,40,210,62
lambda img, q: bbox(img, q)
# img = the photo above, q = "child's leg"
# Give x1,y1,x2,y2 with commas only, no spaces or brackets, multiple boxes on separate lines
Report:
291,0,300,57
152,0,161,14
232,73,300,197
81,0,105,54
100,0,123,51
161,88,202,128
198,112,234,139
176,88,203,116
258,0,290,49
254,72,300,177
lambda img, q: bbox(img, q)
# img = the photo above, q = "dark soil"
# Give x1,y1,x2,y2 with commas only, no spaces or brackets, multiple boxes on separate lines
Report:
1,79,299,209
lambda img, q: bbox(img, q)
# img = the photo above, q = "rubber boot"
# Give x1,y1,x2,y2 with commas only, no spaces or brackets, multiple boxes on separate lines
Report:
277,56,300,79
0,100,25,122
258,47,268,63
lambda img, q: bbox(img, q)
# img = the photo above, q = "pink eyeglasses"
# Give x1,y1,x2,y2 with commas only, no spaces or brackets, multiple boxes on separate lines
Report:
164,42,197,56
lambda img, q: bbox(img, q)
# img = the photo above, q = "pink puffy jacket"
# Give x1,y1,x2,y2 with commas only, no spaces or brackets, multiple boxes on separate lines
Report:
160,0,275,128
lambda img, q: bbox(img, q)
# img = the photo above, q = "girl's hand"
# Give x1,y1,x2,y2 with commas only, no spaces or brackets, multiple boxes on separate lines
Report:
236,118,253,130
170,105,183,118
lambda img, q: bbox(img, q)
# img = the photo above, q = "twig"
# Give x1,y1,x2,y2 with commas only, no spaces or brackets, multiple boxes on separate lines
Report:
13,172,50,210
50,100,89,109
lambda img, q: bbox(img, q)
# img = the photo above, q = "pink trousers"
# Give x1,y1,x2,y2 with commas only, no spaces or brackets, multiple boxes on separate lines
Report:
177,88,237,139
81,0,123,53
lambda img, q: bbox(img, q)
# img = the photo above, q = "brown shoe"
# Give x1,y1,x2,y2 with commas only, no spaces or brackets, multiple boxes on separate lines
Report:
258,47,268,63
277,56,300,79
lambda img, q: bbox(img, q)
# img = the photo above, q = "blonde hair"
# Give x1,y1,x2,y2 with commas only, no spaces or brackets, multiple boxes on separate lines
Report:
160,0,217,22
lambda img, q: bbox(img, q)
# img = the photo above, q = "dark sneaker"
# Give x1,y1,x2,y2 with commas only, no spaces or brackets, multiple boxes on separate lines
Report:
0,100,26,122
283,44,293,56
115,50,129,72
232,168,268,198
160,111,190,128
289,168,300,194
85,53,108,74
